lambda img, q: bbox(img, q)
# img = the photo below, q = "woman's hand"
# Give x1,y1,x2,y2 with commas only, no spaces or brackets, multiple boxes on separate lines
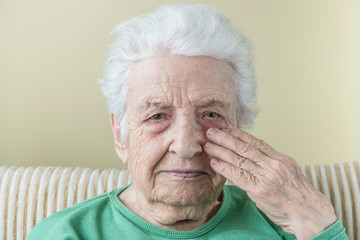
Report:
204,127,337,240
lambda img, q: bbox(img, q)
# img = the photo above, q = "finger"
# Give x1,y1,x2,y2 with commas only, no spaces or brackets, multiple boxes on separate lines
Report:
210,158,256,191
206,128,267,165
204,142,259,173
225,128,296,166
223,128,276,156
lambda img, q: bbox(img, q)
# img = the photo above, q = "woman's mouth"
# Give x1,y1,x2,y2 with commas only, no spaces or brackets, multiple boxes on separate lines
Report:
162,171,206,178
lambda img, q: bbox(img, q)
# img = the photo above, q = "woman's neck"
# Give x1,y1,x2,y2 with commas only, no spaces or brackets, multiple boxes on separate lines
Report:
118,185,222,231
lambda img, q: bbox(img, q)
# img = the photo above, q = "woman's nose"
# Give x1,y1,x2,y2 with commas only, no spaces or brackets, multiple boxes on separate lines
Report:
168,119,205,160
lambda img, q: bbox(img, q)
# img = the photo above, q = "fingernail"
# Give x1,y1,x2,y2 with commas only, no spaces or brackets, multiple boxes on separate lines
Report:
205,142,214,148
210,159,218,165
222,128,231,133
207,127,218,136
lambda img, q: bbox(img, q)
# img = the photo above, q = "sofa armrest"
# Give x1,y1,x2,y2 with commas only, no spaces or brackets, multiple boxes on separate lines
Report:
299,162,360,240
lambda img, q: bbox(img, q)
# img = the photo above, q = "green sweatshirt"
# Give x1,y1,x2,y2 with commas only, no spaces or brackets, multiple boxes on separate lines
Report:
26,185,348,240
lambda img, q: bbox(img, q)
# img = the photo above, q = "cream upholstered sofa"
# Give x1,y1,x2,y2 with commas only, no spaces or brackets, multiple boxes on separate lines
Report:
1,161,359,240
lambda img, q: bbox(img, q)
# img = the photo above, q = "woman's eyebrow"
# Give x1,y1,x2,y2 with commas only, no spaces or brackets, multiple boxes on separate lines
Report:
137,100,172,111
137,98,231,111
196,99,231,110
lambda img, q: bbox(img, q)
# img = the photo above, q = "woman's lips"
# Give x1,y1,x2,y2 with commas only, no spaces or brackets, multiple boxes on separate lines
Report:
162,171,206,178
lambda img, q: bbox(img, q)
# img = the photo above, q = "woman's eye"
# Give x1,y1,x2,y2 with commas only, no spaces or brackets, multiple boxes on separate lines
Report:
204,112,220,119
151,113,165,120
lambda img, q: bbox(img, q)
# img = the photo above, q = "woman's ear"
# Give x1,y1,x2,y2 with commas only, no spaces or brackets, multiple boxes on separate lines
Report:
110,113,129,165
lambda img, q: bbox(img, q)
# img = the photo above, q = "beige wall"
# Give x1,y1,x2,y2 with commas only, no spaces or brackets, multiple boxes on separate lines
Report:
354,0,360,167
0,0,357,169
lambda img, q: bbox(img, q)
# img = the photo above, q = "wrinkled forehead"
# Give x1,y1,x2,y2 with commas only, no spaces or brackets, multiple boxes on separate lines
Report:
125,55,237,107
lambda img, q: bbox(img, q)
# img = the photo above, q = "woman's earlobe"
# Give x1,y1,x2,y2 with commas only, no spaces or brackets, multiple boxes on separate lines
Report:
115,142,129,165
110,113,129,164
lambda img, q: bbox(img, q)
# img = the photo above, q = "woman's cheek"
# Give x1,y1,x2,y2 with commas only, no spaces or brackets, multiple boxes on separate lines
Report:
143,120,171,135
200,118,228,130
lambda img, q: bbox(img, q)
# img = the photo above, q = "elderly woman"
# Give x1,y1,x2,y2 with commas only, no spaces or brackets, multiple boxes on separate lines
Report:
27,4,348,240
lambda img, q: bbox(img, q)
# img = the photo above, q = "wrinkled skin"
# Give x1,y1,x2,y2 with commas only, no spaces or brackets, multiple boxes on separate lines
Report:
204,128,337,240
111,55,337,238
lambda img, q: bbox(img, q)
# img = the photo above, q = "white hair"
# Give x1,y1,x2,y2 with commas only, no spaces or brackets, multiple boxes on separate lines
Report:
99,4,257,142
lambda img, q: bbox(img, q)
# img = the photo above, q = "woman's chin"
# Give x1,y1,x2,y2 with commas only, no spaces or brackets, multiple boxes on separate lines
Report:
152,180,222,206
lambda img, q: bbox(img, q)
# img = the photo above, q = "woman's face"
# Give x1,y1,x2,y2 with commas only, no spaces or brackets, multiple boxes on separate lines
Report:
115,55,238,208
